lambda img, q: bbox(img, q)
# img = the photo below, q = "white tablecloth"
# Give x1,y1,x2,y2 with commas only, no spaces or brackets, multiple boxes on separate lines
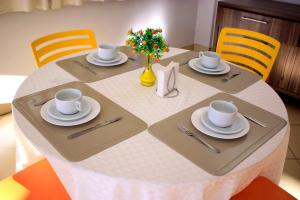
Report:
13,48,290,200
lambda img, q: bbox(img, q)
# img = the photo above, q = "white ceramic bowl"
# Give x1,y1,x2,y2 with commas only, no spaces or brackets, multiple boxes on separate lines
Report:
207,100,238,127
97,44,117,61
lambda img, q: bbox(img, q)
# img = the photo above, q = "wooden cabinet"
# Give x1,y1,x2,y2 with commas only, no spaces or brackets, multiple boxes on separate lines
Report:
214,8,273,47
213,0,300,99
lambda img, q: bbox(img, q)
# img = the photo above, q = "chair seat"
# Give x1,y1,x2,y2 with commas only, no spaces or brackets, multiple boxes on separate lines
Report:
12,159,71,200
0,103,11,115
230,176,296,200
0,176,30,200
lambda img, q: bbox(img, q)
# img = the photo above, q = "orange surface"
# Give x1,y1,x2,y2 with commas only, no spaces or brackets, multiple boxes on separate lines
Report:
13,159,71,200
230,176,296,200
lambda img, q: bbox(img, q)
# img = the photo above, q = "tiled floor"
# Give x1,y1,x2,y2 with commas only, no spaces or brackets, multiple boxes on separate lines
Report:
279,95,300,199
0,94,299,198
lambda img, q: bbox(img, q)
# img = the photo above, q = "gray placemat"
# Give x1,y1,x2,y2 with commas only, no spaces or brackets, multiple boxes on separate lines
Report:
13,82,147,162
160,50,199,66
180,62,261,93
56,46,146,83
160,50,261,93
148,93,287,175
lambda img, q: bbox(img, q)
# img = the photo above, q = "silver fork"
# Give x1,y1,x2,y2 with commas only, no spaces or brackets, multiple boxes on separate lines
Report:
222,72,241,82
177,124,221,154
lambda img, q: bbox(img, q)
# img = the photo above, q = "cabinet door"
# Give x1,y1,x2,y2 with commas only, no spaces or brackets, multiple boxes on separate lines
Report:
213,7,273,49
214,6,300,99
288,47,300,96
268,19,300,95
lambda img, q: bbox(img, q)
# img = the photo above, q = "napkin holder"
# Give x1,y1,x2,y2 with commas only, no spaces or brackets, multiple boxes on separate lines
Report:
156,61,179,98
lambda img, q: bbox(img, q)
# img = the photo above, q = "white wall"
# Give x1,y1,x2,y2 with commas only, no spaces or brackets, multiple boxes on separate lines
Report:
0,0,198,76
194,0,217,48
193,0,300,48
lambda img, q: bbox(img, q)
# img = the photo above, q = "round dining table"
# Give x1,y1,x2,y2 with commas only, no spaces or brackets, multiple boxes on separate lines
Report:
13,47,290,200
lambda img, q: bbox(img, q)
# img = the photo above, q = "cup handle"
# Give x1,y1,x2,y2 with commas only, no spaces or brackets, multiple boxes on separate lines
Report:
199,51,204,58
76,101,82,111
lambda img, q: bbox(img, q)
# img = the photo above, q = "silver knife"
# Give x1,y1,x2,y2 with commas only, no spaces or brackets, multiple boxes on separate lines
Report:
243,114,267,128
67,117,122,139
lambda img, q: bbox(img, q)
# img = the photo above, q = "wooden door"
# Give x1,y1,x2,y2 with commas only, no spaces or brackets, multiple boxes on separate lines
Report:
288,47,300,97
214,6,300,99
268,19,300,96
214,7,273,49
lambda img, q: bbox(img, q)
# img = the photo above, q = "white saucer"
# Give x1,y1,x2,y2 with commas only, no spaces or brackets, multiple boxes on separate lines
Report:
188,58,230,75
200,107,245,134
194,58,226,72
86,52,128,67
91,51,122,63
41,96,101,126
46,98,91,121
191,107,250,139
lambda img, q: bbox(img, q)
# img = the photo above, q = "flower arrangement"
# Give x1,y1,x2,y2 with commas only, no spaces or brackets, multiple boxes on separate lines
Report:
126,28,169,62
126,28,169,86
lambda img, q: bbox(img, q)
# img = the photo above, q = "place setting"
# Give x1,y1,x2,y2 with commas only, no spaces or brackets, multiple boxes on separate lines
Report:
179,50,261,93
86,44,128,67
190,100,250,141
188,51,231,75
148,93,287,175
56,45,145,83
13,81,147,161
40,88,101,127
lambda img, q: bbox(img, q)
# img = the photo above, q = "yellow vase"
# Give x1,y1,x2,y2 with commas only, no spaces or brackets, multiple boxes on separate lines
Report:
140,55,156,87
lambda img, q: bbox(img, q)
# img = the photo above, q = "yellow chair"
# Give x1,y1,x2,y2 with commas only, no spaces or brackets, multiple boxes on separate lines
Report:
0,159,71,200
216,28,280,80
31,29,97,68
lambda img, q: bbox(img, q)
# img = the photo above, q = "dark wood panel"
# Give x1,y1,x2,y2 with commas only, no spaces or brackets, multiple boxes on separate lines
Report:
214,7,272,50
218,0,300,23
269,19,300,46
268,44,296,89
228,9,272,34
268,20,300,92
287,47,300,95
214,3,300,99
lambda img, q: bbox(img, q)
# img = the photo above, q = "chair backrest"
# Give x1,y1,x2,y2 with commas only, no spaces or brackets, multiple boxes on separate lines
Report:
31,29,97,68
216,28,280,80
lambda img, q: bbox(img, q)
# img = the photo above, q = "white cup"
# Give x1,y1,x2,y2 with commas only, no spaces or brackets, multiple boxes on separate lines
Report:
199,51,220,68
208,100,237,127
97,44,117,60
55,88,82,115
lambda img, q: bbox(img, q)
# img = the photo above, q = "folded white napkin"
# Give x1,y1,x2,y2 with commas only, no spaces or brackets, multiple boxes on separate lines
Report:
156,61,179,97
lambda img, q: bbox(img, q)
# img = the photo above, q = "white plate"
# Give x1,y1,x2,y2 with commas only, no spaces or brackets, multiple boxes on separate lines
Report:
86,52,128,67
41,96,101,126
91,51,122,63
200,107,245,134
188,58,230,75
193,58,226,72
47,98,91,121
191,107,250,139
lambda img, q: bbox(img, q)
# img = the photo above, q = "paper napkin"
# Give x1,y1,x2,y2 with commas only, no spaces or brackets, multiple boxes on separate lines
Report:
156,61,179,97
